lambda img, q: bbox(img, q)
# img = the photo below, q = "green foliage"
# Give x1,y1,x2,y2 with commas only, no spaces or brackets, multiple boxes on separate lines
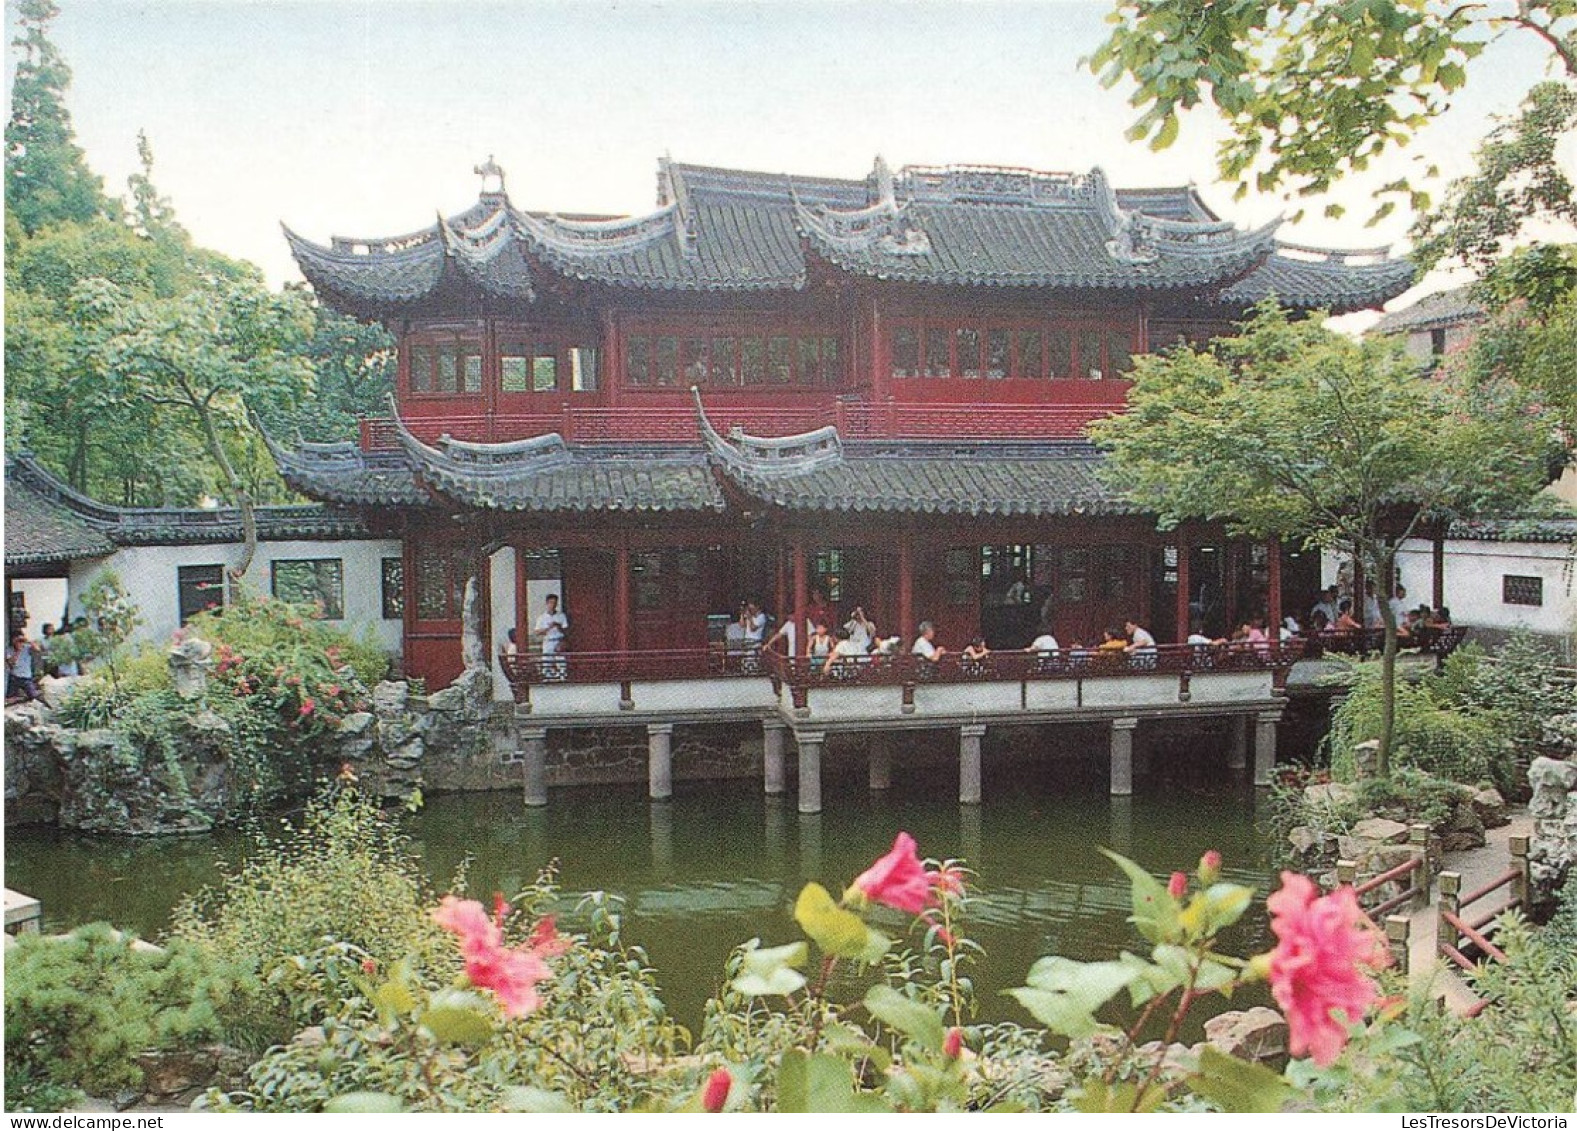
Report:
1413,86,1577,274
1328,666,1506,788
4,924,257,1111
1087,0,1572,223
211,874,690,1113
5,0,113,237
171,786,455,1046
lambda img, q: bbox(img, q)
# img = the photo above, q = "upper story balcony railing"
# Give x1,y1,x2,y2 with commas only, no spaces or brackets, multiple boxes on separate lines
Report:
360,397,1119,451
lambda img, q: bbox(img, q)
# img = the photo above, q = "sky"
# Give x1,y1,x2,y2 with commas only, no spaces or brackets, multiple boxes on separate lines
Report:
8,0,1574,313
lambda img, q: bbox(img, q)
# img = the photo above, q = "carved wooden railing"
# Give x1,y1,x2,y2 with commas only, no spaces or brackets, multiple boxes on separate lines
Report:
1437,835,1532,1017
1300,626,1468,662
360,399,1116,451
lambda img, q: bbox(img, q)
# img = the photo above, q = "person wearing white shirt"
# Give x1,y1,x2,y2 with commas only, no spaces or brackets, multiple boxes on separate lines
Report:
844,606,876,652
1124,620,1157,654
823,630,866,677
1388,586,1408,625
1023,630,1060,652
534,594,569,679
911,620,945,661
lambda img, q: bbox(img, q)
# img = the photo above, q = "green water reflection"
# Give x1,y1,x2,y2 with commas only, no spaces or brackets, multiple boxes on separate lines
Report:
5,760,1277,1031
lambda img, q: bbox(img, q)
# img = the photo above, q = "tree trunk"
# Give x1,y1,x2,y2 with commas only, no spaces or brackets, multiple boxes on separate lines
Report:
194,404,258,581
1374,546,1398,778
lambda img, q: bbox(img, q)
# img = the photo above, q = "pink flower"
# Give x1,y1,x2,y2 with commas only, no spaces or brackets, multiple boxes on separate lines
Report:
1199,850,1223,885
1168,871,1188,898
529,914,571,958
943,1027,964,1060
431,896,561,1019
299,698,316,717
1267,873,1391,1067
702,1068,732,1113
361,958,377,975
850,832,939,915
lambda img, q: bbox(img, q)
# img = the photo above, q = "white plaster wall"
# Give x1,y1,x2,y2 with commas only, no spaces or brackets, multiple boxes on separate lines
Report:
1323,541,1576,638
489,546,518,701
68,538,404,656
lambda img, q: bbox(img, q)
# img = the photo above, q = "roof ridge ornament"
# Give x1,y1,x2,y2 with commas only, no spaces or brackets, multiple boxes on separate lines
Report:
692,387,843,479
475,155,507,198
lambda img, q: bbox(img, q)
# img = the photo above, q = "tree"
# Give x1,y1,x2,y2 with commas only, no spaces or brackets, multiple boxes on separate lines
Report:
71,267,316,578
5,0,113,236
1088,0,1575,223
1089,303,1551,774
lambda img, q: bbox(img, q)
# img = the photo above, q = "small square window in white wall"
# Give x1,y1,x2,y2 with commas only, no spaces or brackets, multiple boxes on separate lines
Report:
1503,574,1544,606
178,565,226,624
272,559,345,619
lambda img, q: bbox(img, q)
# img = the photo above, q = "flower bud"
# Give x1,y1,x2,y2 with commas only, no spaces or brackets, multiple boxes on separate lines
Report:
944,1027,964,1060
1167,871,1188,899
1244,952,1273,983
702,1067,732,1113
1198,850,1223,886
361,958,377,975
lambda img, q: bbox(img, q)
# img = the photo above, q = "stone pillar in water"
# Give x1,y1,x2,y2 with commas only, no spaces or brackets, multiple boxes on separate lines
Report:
797,730,825,814
762,719,787,795
1110,717,1138,796
1254,712,1281,786
648,722,674,800
520,721,549,807
868,733,893,791
1226,715,1248,772
959,724,986,804
649,800,674,877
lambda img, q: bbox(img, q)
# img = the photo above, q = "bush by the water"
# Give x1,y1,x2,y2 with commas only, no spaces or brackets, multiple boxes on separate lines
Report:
55,592,390,818
170,784,454,1046
4,926,257,1111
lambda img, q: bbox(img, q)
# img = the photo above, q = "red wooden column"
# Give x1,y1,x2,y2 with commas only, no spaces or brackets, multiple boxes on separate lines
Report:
1223,542,1240,626
1267,538,1282,634
1174,531,1191,643
775,549,789,629
792,542,809,657
614,546,632,653
1432,533,1446,611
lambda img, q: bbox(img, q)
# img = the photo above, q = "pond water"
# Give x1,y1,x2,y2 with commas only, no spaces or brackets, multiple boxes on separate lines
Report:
5,758,1279,1034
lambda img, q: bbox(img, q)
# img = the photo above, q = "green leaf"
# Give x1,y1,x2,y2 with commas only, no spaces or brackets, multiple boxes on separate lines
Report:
1187,1045,1296,1113
324,1092,403,1114
1200,882,1254,933
1025,956,1139,1013
1073,1079,1165,1113
864,984,945,1052
500,1086,576,1113
421,988,495,1048
1100,848,1180,943
1006,987,1106,1039
795,882,875,960
778,1050,891,1113
732,940,809,997
1152,113,1181,151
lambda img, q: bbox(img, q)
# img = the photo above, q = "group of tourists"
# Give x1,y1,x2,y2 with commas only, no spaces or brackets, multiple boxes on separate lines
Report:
1306,582,1453,640
6,618,91,705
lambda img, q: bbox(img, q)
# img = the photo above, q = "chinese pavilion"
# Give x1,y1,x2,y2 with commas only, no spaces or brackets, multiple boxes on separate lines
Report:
270,156,1411,706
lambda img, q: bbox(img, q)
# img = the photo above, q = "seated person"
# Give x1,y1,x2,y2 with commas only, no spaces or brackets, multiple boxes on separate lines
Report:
962,636,991,661
823,628,866,676
874,635,903,656
911,620,946,661
1124,619,1157,654
740,600,767,646
1186,620,1223,646
1333,599,1362,631
1307,609,1331,634
1023,626,1060,653
1096,626,1129,653
1426,606,1453,630
501,627,519,658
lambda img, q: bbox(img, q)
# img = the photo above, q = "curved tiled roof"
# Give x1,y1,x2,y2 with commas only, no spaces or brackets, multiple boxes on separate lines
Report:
1221,244,1418,315
285,157,1410,311
1373,286,1483,334
4,454,378,558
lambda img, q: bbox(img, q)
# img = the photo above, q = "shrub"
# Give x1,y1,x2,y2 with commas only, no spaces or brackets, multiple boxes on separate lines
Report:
1327,664,1513,792
170,785,455,1047
4,925,256,1111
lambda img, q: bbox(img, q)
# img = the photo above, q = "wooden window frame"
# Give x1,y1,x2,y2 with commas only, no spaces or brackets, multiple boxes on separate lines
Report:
620,319,846,392
402,324,486,400
886,317,1139,381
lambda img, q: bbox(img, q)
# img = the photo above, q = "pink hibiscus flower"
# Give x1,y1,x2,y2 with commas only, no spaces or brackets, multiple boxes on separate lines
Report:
849,832,940,915
1266,872,1391,1066
431,896,561,1018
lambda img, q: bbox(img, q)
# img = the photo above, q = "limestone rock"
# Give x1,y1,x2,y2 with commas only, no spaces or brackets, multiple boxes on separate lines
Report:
1203,1007,1288,1062
1349,817,1410,845
1529,756,1577,794
1353,740,1380,779
1438,801,1486,853
1471,787,1508,829
1303,781,1357,809
167,637,214,701
371,680,409,718
338,711,374,738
